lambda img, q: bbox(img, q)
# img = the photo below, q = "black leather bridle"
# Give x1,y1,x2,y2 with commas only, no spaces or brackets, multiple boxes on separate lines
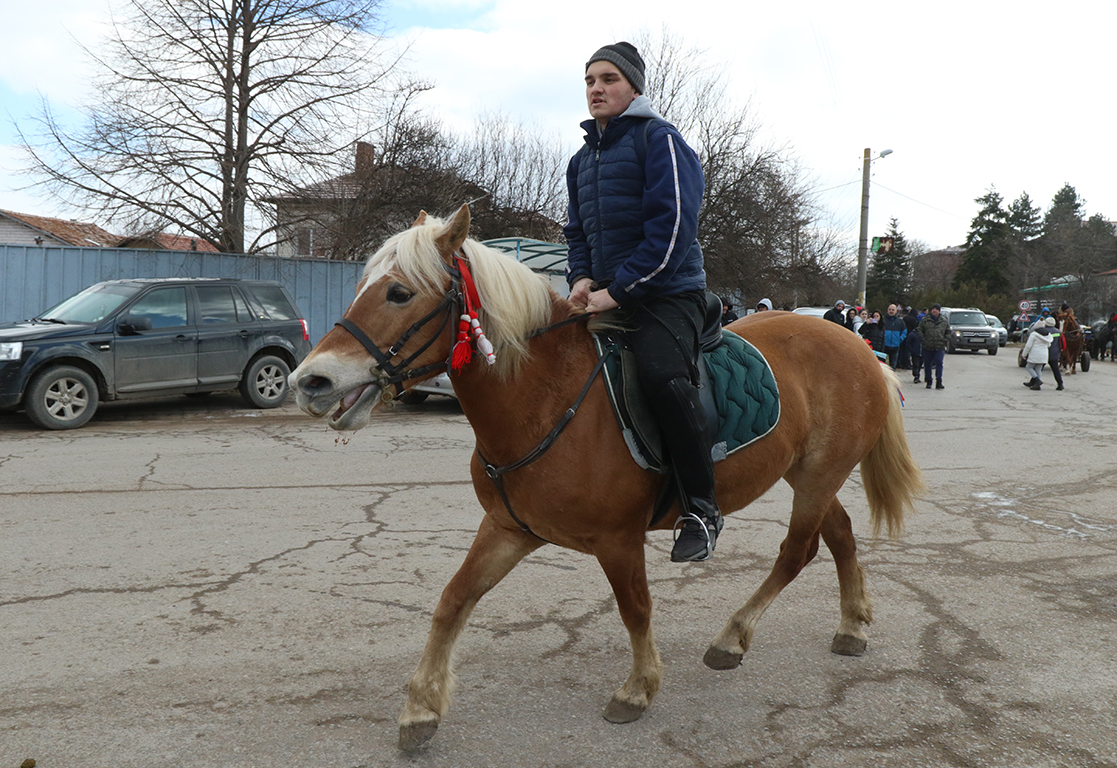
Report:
333,264,464,399
332,258,600,542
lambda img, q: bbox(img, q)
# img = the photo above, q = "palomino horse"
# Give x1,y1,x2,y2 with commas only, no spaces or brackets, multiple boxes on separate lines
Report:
289,206,924,750
1058,309,1085,373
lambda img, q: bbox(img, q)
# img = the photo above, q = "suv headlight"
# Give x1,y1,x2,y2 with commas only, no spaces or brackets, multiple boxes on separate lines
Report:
0,341,23,361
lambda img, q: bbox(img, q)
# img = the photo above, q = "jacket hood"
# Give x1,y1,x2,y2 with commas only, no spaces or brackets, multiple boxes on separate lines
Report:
581,95,665,139
620,95,663,121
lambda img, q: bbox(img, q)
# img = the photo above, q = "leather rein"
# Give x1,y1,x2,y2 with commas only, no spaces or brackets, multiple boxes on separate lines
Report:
333,256,597,542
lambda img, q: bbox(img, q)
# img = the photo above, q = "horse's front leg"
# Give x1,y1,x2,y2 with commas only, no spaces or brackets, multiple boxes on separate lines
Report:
596,540,663,724
399,515,542,750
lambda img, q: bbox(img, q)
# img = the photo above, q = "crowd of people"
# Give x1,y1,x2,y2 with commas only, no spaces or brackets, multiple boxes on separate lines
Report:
821,301,949,389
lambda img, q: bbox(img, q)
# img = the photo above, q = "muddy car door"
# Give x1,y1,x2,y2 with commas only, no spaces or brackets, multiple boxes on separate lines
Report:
114,285,198,393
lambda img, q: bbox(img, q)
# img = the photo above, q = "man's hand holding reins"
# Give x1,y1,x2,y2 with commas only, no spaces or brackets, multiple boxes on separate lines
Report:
571,277,619,315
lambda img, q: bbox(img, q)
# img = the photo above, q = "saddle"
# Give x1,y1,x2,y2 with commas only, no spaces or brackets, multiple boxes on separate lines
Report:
592,298,781,475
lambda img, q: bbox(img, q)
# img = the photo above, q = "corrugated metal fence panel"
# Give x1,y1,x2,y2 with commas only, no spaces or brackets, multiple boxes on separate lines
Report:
0,245,364,345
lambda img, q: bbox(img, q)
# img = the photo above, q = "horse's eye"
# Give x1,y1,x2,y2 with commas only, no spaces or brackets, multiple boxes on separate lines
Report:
386,284,414,304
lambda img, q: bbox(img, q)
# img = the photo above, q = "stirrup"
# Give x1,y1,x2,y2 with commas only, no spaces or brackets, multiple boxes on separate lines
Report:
671,511,721,562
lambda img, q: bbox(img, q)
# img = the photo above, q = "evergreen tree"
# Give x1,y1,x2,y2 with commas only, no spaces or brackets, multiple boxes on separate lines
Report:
1005,192,1044,292
1044,183,1086,235
1007,192,1042,240
954,188,1012,294
866,217,911,305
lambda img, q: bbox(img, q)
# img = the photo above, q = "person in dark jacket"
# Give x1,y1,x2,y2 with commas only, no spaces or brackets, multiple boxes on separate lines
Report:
902,307,922,383
720,299,739,326
859,309,886,353
917,304,950,389
1042,316,1065,390
564,42,721,563
822,300,847,325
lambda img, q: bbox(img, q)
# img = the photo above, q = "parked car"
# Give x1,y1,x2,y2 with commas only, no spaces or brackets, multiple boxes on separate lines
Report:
941,308,998,355
792,306,852,320
985,314,1008,347
0,278,311,429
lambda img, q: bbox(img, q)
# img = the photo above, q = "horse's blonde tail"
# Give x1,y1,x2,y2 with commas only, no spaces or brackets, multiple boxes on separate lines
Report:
861,365,924,539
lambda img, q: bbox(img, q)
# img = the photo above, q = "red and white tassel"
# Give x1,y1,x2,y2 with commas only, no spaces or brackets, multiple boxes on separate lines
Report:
450,255,496,372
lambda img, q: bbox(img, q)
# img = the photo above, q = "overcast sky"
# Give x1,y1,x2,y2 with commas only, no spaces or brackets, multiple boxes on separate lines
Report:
3,0,1115,253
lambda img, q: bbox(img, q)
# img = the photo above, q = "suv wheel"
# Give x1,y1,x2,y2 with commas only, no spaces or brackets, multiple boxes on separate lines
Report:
987,344,998,356
25,365,99,430
240,355,291,408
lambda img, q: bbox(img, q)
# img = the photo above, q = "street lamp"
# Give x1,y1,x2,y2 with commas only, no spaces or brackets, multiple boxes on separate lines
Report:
856,147,893,307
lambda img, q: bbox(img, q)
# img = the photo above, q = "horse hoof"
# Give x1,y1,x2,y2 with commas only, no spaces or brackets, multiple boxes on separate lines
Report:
830,633,867,656
398,719,439,751
703,645,743,670
603,696,646,724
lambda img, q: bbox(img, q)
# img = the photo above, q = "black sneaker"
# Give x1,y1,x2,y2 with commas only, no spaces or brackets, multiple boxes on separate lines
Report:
671,512,724,562
936,381,945,389
925,381,932,389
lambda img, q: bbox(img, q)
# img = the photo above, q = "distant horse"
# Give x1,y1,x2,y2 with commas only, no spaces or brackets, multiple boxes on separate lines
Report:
1092,319,1116,361
1059,309,1085,373
289,206,924,750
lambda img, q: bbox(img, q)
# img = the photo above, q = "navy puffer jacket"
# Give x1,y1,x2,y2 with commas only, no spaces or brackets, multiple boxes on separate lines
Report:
564,96,706,305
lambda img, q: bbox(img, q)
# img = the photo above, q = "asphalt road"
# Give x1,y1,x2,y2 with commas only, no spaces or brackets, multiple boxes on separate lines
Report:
2,347,1116,768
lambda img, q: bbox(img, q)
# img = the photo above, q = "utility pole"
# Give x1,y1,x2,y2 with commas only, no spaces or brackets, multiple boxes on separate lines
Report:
856,147,892,307
857,148,871,308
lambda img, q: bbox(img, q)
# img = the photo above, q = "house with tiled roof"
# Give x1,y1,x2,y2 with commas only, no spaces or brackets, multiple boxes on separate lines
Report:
1,209,219,252
0,209,119,248
264,141,487,260
264,141,560,260
115,233,219,252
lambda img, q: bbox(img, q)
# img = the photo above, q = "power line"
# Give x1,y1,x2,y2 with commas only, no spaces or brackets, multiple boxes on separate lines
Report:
871,181,965,219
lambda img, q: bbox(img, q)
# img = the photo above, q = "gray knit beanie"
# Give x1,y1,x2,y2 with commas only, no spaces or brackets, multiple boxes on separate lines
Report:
586,42,646,94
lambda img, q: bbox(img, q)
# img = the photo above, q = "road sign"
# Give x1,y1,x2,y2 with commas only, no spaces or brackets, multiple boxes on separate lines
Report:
1019,300,1031,311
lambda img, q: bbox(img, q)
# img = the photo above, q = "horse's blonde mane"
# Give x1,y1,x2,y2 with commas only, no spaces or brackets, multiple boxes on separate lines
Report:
361,215,556,378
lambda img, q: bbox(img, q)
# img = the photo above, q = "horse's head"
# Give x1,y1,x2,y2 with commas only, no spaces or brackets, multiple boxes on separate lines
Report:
290,206,473,431
290,204,555,431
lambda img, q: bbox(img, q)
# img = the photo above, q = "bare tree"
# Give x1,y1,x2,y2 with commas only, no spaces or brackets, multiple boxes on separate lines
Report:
450,113,568,242
19,0,413,253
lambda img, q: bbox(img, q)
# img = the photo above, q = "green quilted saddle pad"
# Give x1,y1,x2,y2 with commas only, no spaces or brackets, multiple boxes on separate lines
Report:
705,330,781,457
594,329,780,471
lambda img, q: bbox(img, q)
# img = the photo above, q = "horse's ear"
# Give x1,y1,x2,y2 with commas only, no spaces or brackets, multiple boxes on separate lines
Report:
412,211,428,227
435,204,470,257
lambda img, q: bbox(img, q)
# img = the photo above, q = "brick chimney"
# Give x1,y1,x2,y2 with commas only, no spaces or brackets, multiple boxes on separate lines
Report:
355,142,375,174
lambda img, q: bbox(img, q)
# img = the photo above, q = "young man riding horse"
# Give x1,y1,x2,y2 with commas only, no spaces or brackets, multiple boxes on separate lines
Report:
564,42,721,563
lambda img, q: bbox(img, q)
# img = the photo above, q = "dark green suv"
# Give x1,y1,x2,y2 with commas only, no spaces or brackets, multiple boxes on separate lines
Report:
0,278,311,429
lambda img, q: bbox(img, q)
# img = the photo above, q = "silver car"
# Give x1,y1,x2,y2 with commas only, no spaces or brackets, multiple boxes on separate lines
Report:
985,314,1008,347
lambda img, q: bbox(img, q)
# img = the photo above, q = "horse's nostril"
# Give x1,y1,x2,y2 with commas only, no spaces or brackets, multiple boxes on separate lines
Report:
299,374,333,395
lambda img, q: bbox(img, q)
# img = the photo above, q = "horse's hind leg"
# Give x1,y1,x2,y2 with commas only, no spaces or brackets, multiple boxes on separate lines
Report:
398,515,542,750
703,487,830,670
819,500,873,656
596,540,662,724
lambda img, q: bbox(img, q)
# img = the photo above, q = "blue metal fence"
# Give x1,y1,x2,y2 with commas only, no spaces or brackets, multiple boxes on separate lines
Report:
0,245,365,345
